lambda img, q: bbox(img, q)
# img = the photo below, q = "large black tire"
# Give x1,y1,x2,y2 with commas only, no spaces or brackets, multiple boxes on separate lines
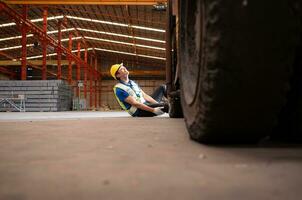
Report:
179,0,300,143
169,90,183,118
273,1,302,142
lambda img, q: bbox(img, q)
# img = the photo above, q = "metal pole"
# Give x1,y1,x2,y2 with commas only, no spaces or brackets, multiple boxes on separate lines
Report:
89,56,93,109
166,0,172,94
21,5,28,80
42,6,47,80
76,42,81,97
90,55,94,108
84,48,87,100
95,57,99,108
57,21,62,79
94,56,99,108
68,32,73,84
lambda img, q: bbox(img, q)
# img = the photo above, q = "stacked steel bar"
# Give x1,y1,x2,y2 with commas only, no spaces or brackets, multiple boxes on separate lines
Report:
0,80,72,112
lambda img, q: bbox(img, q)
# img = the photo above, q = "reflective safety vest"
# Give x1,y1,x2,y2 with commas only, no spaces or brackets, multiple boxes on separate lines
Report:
113,81,146,116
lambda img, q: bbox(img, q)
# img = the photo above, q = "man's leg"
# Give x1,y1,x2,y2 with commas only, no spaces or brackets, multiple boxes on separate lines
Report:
135,109,156,117
135,102,168,117
135,85,168,117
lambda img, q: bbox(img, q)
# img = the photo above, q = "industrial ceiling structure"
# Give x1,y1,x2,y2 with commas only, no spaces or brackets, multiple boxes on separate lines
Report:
0,0,167,80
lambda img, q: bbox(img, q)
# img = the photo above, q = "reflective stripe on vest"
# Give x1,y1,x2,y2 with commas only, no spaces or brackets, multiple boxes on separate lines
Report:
113,82,146,116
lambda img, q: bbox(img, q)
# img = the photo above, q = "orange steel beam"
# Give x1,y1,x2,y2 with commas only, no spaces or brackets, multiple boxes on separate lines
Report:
57,21,62,79
3,0,166,5
89,55,94,109
89,60,93,109
42,6,47,80
94,56,98,108
0,51,61,78
68,32,73,84
76,41,81,97
0,2,100,79
21,5,27,80
49,5,165,26
101,70,164,77
0,66,17,78
125,5,138,60
94,56,98,109
84,48,88,99
0,60,75,66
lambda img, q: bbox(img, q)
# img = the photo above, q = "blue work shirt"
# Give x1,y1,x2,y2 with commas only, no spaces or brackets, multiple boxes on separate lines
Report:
114,80,142,116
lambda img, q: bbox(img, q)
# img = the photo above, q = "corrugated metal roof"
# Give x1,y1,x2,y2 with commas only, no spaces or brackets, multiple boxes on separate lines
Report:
0,2,166,77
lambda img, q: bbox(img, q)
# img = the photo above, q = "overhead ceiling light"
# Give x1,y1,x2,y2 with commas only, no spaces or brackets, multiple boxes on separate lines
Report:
0,27,164,44
26,53,57,60
46,28,75,35
0,28,75,42
66,15,165,33
71,48,93,53
94,48,166,60
0,15,64,28
61,36,81,42
24,47,165,61
0,44,34,51
30,15,64,23
153,2,167,11
0,35,24,42
0,34,165,53
77,28,165,43
85,36,165,51
0,15,165,33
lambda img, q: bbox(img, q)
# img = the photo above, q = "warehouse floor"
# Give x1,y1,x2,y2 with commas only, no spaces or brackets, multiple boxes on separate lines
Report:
0,112,302,200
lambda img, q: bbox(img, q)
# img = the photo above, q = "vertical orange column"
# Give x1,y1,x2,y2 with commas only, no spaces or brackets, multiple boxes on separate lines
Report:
57,21,62,79
76,42,81,97
95,57,99,108
68,33,73,84
42,6,47,80
84,49,88,100
21,5,28,80
89,57,93,109
90,55,97,109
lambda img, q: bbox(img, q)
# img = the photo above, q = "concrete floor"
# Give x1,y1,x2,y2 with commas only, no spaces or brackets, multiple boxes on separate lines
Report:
0,112,302,200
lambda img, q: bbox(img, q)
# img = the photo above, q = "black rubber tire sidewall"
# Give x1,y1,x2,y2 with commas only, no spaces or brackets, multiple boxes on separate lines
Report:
179,0,299,143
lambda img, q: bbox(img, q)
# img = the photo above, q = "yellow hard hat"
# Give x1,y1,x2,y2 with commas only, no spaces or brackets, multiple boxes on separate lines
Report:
110,63,122,80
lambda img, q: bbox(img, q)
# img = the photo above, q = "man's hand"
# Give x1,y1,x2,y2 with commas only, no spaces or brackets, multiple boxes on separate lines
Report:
153,107,165,116
125,96,154,113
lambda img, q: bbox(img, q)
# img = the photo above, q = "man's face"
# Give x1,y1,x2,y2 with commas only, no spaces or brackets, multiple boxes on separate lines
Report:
116,65,129,78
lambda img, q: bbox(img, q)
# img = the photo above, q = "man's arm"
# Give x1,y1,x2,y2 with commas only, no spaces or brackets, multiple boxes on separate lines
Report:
124,95,155,113
141,90,158,104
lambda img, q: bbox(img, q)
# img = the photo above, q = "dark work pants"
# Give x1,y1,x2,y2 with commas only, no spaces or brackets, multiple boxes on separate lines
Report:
135,84,169,117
